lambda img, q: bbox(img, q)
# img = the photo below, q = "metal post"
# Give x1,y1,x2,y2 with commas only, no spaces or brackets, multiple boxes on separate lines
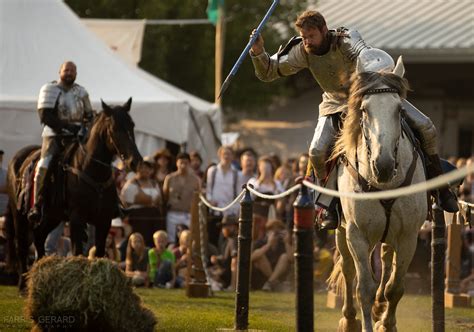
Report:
235,185,253,330
432,204,446,332
293,184,314,332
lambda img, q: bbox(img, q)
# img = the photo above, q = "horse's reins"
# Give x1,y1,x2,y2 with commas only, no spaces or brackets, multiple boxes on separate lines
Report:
63,125,125,195
342,87,419,243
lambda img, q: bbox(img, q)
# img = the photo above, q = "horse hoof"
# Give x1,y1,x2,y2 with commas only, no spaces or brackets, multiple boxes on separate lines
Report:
375,320,397,332
372,301,387,322
337,317,362,332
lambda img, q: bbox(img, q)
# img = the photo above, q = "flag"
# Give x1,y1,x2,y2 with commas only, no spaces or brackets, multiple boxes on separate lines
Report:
207,0,221,25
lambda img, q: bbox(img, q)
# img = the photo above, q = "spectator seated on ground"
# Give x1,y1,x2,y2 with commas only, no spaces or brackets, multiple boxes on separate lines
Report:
209,215,238,291
125,232,149,287
148,230,176,288
88,231,121,263
172,229,190,288
251,219,293,291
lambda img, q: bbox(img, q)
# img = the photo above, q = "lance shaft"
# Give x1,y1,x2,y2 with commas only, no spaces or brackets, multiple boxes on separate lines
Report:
218,0,280,98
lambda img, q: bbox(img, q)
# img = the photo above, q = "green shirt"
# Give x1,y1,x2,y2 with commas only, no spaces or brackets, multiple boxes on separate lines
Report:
148,248,176,280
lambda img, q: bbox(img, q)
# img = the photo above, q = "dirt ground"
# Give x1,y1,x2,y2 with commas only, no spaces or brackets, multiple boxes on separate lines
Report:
227,90,322,161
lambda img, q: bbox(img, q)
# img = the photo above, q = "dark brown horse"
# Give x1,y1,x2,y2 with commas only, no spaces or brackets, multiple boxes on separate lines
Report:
6,98,142,290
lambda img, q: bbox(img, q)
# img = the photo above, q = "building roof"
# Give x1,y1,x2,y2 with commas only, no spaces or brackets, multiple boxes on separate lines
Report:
314,0,474,62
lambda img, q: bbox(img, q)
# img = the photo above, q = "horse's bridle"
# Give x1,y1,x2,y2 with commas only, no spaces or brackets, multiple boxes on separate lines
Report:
359,87,403,178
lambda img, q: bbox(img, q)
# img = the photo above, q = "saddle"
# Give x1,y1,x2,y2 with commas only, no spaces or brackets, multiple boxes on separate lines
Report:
17,138,79,215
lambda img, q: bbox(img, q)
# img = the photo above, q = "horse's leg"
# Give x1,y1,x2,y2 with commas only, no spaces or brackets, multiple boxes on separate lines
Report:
375,237,417,332
33,218,61,259
14,212,29,292
336,227,362,332
372,244,393,322
347,222,377,332
69,212,84,256
94,220,110,258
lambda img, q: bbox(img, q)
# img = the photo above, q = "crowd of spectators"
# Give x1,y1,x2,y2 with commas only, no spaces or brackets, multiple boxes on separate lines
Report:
0,147,472,296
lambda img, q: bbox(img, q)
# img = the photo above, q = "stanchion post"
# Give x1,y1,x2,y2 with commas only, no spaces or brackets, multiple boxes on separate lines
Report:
432,203,446,332
235,185,253,331
186,192,210,298
293,183,314,332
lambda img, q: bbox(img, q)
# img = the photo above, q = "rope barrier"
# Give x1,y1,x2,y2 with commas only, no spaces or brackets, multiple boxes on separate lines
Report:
303,164,474,200
199,191,245,213
198,163,474,210
459,200,474,208
247,183,301,200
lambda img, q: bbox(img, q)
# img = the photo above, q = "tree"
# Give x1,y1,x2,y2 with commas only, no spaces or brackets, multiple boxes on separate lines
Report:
65,0,308,111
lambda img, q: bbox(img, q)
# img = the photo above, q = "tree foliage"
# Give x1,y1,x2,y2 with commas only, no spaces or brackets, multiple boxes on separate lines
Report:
65,0,308,111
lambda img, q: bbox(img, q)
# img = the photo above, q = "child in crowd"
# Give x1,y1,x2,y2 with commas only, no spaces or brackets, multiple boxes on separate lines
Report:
172,229,190,288
148,230,176,288
125,232,149,287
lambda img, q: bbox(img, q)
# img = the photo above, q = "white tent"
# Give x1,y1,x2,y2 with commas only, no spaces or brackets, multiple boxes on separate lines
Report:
0,0,221,164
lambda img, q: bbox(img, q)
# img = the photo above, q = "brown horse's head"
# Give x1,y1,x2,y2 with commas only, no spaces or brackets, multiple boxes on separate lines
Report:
91,98,142,172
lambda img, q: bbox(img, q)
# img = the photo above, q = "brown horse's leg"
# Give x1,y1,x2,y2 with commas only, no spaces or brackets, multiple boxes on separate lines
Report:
372,244,393,322
14,212,29,292
69,213,84,256
33,218,61,259
94,220,110,258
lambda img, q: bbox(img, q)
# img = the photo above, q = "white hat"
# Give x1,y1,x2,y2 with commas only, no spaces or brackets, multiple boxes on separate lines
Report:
111,217,123,228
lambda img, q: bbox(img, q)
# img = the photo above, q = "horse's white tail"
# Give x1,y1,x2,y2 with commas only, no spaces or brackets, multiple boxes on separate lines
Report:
327,253,345,296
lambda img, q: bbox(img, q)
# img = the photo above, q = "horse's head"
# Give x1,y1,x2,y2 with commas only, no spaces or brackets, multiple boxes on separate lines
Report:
355,57,408,184
100,98,142,172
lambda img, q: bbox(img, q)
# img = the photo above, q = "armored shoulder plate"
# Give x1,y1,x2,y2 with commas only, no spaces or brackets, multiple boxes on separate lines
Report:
71,83,88,99
277,36,303,59
335,27,369,62
37,82,61,110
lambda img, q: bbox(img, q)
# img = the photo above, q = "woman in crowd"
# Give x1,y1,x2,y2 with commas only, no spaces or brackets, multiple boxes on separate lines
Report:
120,160,162,247
248,156,284,241
153,148,174,188
88,231,121,263
125,232,149,287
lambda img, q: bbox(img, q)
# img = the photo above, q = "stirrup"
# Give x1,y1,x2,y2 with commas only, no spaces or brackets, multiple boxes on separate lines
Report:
27,206,42,225
318,208,339,230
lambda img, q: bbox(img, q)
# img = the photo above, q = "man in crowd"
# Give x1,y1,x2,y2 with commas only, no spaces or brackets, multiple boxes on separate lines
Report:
163,152,201,244
205,146,240,246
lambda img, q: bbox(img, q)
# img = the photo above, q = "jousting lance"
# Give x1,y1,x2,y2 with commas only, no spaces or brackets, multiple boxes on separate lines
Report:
218,0,280,99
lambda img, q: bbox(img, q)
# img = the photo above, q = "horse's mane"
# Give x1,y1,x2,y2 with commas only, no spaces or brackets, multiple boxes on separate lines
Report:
332,71,410,159
77,107,133,166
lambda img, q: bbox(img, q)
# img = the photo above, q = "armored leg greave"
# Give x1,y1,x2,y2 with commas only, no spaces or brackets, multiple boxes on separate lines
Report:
426,154,459,212
402,99,438,155
309,114,339,180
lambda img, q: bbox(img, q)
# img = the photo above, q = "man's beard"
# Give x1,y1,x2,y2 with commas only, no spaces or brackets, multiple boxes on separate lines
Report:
307,33,331,56
62,76,75,86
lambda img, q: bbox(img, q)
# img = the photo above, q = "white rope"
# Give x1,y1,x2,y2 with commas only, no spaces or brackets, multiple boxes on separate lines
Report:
459,200,474,208
199,191,246,213
246,184,302,200
303,164,474,200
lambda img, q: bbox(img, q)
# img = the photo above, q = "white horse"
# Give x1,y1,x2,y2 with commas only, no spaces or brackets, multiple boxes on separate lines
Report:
328,57,428,332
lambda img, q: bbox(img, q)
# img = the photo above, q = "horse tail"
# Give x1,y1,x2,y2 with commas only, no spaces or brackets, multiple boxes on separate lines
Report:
4,202,17,273
327,253,345,296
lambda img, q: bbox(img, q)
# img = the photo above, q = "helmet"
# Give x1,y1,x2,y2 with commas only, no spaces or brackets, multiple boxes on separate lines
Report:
358,48,395,73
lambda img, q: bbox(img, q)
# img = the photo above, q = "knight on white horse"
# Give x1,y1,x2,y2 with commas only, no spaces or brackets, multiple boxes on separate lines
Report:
328,57,428,332
250,10,458,229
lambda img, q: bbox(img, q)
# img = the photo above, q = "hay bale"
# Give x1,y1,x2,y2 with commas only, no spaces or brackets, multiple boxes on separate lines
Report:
26,256,156,332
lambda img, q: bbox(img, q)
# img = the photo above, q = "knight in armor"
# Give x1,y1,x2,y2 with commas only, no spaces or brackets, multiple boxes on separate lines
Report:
28,61,93,223
249,10,458,230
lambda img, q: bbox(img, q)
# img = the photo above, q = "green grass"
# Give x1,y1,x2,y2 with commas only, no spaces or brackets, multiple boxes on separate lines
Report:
0,286,472,331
